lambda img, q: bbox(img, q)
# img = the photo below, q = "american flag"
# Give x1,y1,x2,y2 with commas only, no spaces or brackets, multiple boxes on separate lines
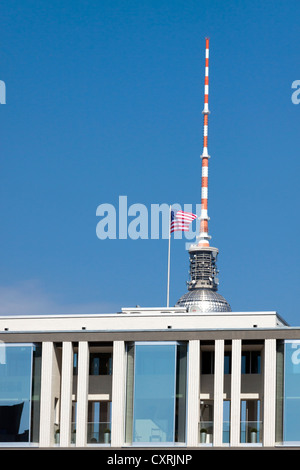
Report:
170,210,197,233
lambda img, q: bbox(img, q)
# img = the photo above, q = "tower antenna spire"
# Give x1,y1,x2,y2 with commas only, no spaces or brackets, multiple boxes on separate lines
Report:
175,38,231,313
198,37,211,248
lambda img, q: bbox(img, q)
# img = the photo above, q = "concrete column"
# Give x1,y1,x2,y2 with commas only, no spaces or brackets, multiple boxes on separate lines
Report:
60,342,73,447
230,339,242,446
39,342,55,447
263,339,276,447
186,340,200,446
111,341,126,447
213,339,224,446
76,341,89,447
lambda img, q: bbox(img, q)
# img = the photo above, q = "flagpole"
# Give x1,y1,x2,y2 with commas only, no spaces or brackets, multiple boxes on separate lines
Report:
167,205,171,307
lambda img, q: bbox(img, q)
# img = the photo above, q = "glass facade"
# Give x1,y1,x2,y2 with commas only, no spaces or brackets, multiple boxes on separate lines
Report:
0,343,41,444
4,337,300,447
279,340,300,443
125,341,187,445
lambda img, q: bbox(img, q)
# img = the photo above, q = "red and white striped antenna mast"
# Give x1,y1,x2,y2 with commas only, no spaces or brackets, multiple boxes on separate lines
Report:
198,37,211,248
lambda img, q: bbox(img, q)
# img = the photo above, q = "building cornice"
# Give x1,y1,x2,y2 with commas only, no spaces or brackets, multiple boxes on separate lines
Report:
0,326,299,343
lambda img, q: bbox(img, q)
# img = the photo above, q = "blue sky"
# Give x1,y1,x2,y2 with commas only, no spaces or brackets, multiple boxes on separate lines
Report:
0,0,299,325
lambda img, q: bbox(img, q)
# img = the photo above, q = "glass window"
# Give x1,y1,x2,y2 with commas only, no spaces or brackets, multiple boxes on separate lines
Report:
201,351,231,374
133,343,176,443
223,401,230,443
0,343,41,443
224,352,231,374
126,342,187,445
89,353,112,375
201,351,214,374
240,400,261,443
241,351,261,374
282,341,300,443
87,401,111,444
175,342,187,443
73,351,78,375
199,400,213,443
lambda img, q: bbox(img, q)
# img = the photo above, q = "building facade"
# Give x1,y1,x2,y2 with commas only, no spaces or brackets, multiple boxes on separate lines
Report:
0,307,300,448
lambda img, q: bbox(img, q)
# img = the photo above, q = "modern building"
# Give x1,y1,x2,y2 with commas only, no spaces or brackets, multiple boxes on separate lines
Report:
1,307,300,448
0,39,298,449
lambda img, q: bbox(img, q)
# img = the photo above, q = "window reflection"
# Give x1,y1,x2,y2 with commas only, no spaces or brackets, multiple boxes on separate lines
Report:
0,343,41,443
282,341,300,442
126,342,187,445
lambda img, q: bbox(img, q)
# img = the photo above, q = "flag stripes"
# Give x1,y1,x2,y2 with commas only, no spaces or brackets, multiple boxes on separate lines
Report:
170,210,197,233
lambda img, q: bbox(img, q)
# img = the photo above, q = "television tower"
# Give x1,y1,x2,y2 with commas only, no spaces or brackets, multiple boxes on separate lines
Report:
176,38,231,313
